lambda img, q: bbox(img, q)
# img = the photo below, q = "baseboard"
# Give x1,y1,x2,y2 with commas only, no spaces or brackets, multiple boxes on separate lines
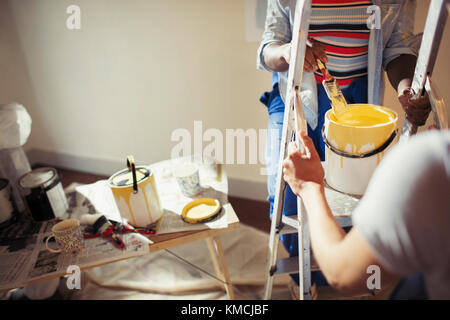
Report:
26,149,268,202
26,149,123,177
228,177,268,202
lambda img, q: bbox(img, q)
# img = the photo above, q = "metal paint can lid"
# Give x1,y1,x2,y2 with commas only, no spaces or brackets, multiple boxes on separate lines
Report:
19,167,57,189
109,166,150,187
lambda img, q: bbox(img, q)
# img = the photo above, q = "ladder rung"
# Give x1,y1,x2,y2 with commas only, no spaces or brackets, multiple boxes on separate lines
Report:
275,257,298,275
280,216,353,234
280,225,298,235
281,215,298,229
274,257,320,275
336,216,352,228
281,212,352,229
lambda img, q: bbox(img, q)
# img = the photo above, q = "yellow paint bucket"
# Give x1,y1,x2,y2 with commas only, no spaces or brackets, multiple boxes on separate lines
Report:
323,104,398,195
108,156,163,227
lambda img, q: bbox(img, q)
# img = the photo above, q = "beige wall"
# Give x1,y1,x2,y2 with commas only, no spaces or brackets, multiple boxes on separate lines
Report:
1,0,449,200
2,0,272,186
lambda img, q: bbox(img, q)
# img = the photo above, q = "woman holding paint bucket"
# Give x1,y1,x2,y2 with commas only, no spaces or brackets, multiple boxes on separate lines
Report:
257,0,432,293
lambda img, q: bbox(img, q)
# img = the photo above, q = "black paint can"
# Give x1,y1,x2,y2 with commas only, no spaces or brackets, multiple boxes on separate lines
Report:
19,168,68,222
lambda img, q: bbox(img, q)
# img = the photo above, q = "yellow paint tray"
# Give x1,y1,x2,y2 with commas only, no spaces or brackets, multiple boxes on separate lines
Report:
181,198,221,224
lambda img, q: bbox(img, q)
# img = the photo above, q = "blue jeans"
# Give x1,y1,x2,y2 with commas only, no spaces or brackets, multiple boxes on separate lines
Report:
389,273,428,300
261,77,368,285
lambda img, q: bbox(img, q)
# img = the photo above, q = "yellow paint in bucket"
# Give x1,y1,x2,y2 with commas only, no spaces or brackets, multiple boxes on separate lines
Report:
331,105,394,127
324,104,398,156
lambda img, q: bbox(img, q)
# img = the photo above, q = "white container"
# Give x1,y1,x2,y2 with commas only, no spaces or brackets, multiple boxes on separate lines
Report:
324,140,396,195
0,147,31,213
172,163,201,197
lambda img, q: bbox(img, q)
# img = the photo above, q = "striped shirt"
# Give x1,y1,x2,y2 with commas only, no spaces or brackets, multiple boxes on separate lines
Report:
308,0,372,88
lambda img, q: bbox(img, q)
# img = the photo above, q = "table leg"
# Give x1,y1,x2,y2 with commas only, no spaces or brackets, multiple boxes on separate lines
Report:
205,236,235,300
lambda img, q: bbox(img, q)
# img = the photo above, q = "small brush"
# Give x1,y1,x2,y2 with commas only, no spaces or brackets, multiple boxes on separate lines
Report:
93,215,125,249
81,214,125,249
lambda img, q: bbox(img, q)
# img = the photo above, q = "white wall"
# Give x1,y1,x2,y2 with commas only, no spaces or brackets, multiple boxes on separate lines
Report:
2,0,272,197
1,0,449,201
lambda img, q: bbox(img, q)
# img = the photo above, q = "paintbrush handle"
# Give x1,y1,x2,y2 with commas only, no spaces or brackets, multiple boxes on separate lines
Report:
315,56,333,82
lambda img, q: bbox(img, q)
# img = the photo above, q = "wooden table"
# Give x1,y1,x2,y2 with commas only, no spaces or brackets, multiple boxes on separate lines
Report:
11,204,240,299
148,203,240,299
3,159,240,300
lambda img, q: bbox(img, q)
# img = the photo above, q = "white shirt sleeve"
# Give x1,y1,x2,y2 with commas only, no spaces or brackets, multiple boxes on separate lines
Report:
352,131,450,299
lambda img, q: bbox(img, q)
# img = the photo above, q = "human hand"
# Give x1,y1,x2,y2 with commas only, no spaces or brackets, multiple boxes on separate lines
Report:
279,39,327,73
304,39,327,73
398,88,432,127
283,131,324,197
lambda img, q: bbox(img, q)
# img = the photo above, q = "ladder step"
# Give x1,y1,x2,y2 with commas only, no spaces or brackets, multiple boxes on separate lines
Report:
336,216,352,228
275,257,298,275
281,212,352,230
274,257,320,275
281,215,298,229
280,225,298,235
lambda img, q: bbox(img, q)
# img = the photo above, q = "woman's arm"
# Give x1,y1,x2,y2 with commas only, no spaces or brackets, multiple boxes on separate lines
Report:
383,1,431,126
386,54,416,95
262,40,328,73
301,184,397,293
386,54,432,127
283,132,398,294
262,42,291,72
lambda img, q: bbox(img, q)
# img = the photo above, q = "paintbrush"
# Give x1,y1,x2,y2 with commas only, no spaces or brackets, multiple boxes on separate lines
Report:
81,214,125,249
315,57,349,118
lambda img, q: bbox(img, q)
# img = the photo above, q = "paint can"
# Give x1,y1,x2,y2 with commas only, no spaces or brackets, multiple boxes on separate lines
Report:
109,156,163,228
323,104,398,195
0,178,15,223
19,167,68,221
